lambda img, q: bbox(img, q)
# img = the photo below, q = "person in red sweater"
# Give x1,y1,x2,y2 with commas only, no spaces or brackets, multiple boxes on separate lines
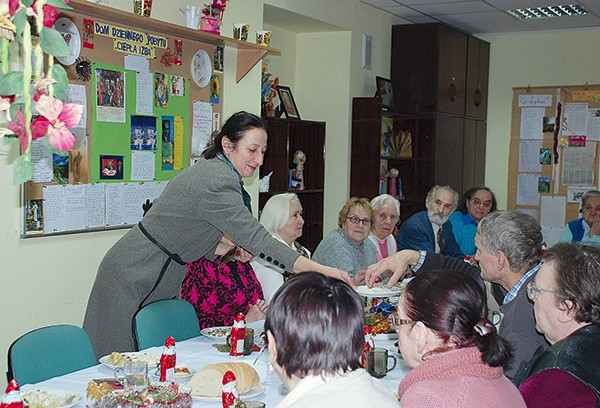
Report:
395,270,526,407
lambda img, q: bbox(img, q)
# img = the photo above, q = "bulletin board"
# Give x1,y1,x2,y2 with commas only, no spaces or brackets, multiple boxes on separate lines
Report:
507,84,600,246
22,3,223,237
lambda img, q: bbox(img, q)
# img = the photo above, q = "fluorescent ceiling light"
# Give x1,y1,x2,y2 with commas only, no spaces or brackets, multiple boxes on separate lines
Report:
506,4,588,19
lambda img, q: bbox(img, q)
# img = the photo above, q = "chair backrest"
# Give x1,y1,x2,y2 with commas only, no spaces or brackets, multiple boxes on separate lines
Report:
133,299,201,350
7,325,97,385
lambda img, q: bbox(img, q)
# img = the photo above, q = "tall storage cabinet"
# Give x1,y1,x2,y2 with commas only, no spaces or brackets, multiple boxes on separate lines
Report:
259,118,325,252
350,23,489,221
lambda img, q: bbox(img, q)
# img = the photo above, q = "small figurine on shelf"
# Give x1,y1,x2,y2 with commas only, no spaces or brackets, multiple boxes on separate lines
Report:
387,168,399,199
292,150,306,191
259,171,273,193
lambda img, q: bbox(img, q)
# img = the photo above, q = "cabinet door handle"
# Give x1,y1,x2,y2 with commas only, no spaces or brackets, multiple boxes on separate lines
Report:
449,83,457,102
474,86,482,107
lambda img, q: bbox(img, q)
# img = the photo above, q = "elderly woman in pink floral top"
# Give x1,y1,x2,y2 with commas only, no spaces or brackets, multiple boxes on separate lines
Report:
394,270,525,407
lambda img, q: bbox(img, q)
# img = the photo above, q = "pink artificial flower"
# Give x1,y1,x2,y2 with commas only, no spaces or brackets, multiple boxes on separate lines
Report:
9,0,20,16
7,110,46,152
0,94,15,120
33,94,83,151
32,77,54,102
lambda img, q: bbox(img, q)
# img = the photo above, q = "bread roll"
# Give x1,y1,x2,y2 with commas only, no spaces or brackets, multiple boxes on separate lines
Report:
189,362,259,397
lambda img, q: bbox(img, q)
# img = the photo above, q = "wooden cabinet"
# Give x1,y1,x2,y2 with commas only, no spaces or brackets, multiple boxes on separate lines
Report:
259,119,325,252
350,98,470,222
466,36,490,119
391,23,468,116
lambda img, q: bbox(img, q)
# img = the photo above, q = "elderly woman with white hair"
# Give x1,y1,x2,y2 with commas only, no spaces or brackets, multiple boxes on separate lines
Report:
367,194,401,261
251,193,311,302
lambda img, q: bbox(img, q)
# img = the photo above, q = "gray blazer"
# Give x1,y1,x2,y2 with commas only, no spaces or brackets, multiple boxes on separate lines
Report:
83,158,299,358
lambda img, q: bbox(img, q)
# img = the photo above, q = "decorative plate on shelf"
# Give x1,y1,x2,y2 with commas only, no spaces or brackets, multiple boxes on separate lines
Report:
54,17,81,66
190,49,211,88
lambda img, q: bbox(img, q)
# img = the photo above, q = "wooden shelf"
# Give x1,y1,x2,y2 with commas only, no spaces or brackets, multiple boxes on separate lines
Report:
68,0,280,82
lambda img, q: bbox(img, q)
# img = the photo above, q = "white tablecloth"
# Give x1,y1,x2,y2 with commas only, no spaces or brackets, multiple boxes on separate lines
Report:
24,335,410,407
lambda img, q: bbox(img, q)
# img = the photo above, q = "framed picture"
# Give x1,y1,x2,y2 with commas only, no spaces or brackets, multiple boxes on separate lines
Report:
375,76,394,111
277,86,301,120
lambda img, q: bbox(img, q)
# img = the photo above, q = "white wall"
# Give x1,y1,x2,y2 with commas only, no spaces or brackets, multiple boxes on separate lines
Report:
481,27,600,208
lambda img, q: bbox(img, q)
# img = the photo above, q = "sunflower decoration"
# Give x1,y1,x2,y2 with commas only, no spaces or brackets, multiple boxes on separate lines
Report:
209,74,220,103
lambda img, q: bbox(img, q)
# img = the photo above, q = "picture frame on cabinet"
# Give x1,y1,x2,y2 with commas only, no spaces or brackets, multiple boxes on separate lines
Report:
277,86,301,120
375,76,394,111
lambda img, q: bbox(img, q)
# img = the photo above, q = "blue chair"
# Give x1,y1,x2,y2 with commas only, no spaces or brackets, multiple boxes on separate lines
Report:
133,299,201,350
7,325,97,385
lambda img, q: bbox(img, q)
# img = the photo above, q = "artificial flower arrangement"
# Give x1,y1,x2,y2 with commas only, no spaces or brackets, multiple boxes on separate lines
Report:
0,0,83,185
261,58,278,103
202,0,227,19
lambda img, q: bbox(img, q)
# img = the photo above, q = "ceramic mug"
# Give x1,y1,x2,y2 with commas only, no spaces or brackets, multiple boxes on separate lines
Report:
114,361,148,391
226,327,255,355
233,23,250,41
365,347,396,378
256,30,271,47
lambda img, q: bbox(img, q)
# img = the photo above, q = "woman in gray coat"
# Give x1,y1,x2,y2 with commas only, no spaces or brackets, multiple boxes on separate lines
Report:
83,112,350,358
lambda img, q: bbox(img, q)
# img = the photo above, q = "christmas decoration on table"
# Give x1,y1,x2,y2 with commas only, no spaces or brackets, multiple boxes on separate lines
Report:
1,379,23,408
362,325,375,368
364,299,396,335
229,312,246,357
159,336,177,382
221,370,239,408
0,0,84,184
260,58,278,117
87,382,192,408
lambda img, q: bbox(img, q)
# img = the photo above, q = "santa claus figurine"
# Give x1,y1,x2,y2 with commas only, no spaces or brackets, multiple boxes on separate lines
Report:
362,325,375,367
229,313,246,357
1,379,23,408
159,336,176,382
221,370,239,408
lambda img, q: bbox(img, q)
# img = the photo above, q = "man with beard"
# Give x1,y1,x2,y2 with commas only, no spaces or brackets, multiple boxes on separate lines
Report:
395,185,464,259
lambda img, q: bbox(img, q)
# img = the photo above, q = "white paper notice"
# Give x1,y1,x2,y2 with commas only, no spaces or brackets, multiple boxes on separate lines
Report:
86,183,106,227
520,108,544,139
518,94,553,107
30,139,53,182
124,55,150,72
516,208,538,220
43,184,66,233
567,185,596,203
540,195,566,228
517,173,540,206
542,226,563,248
562,103,588,136
586,109,600,141
123,183,144,225
561,143,597,185
131,150,156,181
192,101,212,156
518,140,542,173
61,84,87,128
105,183,125,226
136,72,154,115
65,184,87,230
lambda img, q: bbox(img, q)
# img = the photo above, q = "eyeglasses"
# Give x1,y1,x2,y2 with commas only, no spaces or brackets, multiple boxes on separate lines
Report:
346,216,371,226
470,198,492,208
526,281,559,301
390,313,416,329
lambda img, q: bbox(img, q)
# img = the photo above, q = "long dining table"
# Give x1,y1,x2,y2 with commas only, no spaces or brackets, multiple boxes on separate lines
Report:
22,333,411,407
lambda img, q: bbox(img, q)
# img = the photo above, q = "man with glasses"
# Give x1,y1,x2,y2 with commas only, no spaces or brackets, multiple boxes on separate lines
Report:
513,243,600,406
559,189,600,245
396,185,464,259
313,197,377,285
367,210,549,379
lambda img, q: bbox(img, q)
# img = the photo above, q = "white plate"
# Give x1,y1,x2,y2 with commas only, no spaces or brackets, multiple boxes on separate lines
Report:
21,388,83,408
54,17,81,66
355,285,402,298
99,352,161,370
152,367,196,382
200,326,232,340
191,384,265,402
190,49,211,88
